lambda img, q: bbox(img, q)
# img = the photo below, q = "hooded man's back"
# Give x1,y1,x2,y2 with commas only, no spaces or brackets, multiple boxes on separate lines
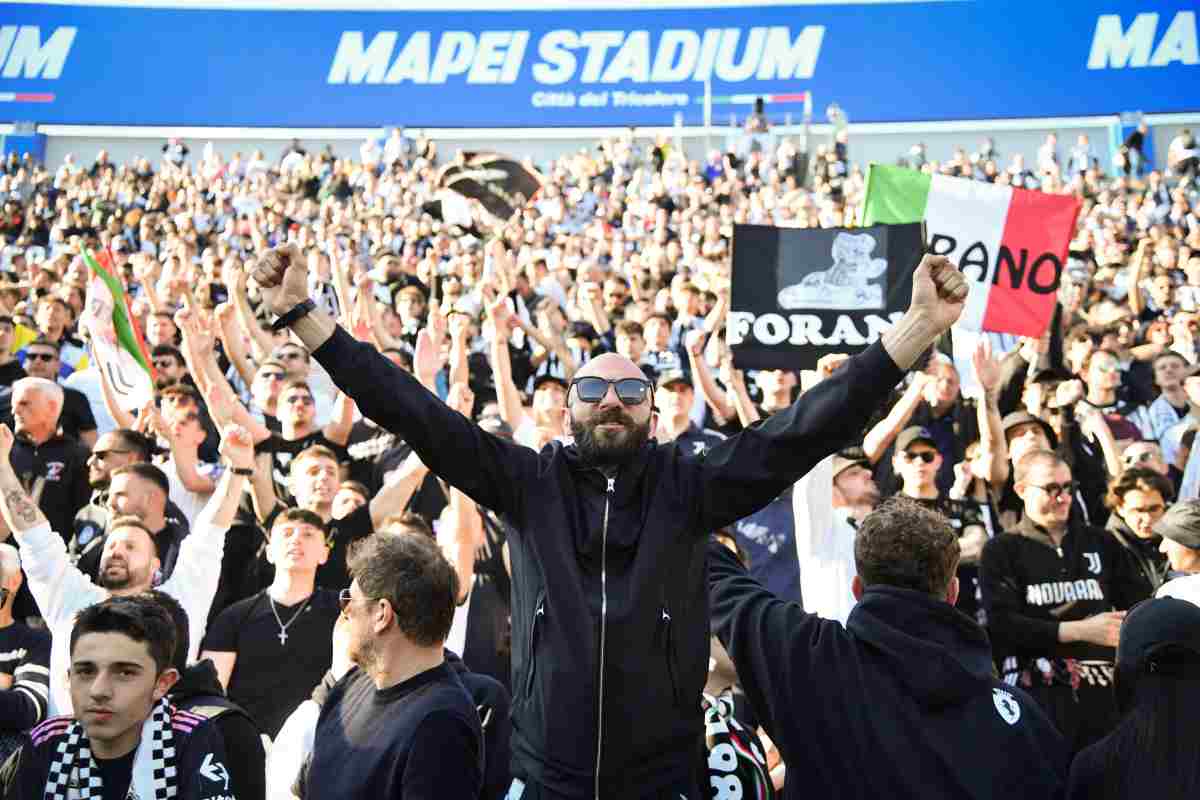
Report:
708,540,1068,798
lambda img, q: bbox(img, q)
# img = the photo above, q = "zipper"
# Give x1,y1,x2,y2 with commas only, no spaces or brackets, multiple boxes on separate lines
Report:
525,592,545,700
662,604,679,707
594,475,615,800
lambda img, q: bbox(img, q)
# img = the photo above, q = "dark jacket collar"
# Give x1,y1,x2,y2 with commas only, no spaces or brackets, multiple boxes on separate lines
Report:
847,586,994,708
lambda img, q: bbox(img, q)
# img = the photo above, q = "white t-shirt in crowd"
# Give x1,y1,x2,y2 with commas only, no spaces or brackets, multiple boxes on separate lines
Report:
793,455,859,626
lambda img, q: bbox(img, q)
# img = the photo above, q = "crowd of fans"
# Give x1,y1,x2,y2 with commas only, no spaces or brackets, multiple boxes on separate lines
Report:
0,116,1195,798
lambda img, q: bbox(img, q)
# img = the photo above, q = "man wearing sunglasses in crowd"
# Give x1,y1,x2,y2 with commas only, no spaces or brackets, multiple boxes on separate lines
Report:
893,426,989,624
981,449,1151,757
252,242,968,799
17,337,96,448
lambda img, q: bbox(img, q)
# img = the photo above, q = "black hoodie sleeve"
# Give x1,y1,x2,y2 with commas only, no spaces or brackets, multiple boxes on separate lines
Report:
695,341,905,532
215,713,266,800
708,539,846,761
311,326,538,520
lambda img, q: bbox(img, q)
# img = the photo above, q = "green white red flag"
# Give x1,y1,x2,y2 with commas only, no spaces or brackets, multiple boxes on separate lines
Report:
861,164,1081,337
81,248,155,413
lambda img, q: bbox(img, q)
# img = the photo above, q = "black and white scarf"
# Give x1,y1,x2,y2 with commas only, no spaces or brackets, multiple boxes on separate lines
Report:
45,698,179,800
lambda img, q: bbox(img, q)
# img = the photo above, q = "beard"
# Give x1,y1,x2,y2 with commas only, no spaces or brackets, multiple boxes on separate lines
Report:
349,633,380,673
570,407,652,467
98,561,137,591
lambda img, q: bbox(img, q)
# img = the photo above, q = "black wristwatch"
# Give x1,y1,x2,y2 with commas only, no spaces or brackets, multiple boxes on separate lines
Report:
271,299,316,332
230,466,254,477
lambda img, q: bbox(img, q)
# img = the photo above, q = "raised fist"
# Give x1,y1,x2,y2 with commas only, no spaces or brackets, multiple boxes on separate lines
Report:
249,243,309,316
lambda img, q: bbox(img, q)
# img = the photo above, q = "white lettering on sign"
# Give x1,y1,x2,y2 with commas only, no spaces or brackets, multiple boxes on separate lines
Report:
329,26,824,85
1087,11,1198,70
727,311,903,348
0,25,76,79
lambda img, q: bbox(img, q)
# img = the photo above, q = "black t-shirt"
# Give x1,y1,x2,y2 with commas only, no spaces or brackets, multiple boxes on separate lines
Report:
303,664,482,800
344,419,399,491
912,496,988,625
0,360,25,389
58,387,97,442
0,621,51,738
202,588,340,738
94,748,137,800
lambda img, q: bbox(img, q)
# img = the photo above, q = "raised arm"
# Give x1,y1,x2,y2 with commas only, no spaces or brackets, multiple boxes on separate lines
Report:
696,255,967,531
438,485,483,605
1127,239,1152,319
685,330,736,424
862,373,928,464
251,244,536,518
214,302,258,388
0,425,103,627
233,267,278,361
369,449,430,529
486,298,530,432
972,339,1010,486
708,538,834,764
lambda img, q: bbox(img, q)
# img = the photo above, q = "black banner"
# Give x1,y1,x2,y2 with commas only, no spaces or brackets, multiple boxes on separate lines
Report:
729,223,924,371
436,152,544,221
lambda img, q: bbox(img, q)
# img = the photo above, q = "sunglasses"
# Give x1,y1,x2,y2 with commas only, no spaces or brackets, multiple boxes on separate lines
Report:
1032,481,1078,499
903,450,937,464
25,352,56,362
570,376,652,405
90,448,132,461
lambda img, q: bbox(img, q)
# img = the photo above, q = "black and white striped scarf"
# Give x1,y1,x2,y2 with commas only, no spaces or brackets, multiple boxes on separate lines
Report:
44,698,178,800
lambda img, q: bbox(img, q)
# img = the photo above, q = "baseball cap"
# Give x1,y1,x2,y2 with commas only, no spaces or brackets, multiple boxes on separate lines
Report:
1115,597,1200,711
1001,410,1058,448
1153,499,1200,550
655,370,692,391
895,426,936,452
832,446,870,480
532,374,568,392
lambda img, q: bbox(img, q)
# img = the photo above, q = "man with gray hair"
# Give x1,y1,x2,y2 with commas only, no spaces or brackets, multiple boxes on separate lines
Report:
0,542,51,760
6,378,90,546
6,377,90,624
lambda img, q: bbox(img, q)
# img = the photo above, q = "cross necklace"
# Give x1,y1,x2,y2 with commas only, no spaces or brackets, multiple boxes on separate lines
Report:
268,592,313,646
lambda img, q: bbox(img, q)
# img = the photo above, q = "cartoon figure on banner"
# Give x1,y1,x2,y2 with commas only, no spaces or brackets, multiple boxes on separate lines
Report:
777,232,887,310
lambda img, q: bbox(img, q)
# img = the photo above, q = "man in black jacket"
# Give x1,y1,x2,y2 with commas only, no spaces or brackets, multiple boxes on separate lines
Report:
981,449,1150,755
709,497,1069,798
251,242,968,798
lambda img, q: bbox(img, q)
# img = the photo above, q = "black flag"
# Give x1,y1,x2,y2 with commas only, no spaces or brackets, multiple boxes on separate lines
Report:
729,223,924,371
436,152,543,221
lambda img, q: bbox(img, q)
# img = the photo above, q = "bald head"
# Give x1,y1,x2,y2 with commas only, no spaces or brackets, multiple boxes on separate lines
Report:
567,353,656,467
572,352,649,383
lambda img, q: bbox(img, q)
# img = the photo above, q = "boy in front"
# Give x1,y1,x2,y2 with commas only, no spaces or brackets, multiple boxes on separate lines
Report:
0,595,234,800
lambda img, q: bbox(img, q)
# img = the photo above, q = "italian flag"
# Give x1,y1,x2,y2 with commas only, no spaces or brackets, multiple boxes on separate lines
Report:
861,164,1081,337
82,249,155,412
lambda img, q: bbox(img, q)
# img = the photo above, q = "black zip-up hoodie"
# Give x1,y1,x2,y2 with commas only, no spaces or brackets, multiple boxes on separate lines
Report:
708,541,1069,799
312,326,903,797
981,515,1150,679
